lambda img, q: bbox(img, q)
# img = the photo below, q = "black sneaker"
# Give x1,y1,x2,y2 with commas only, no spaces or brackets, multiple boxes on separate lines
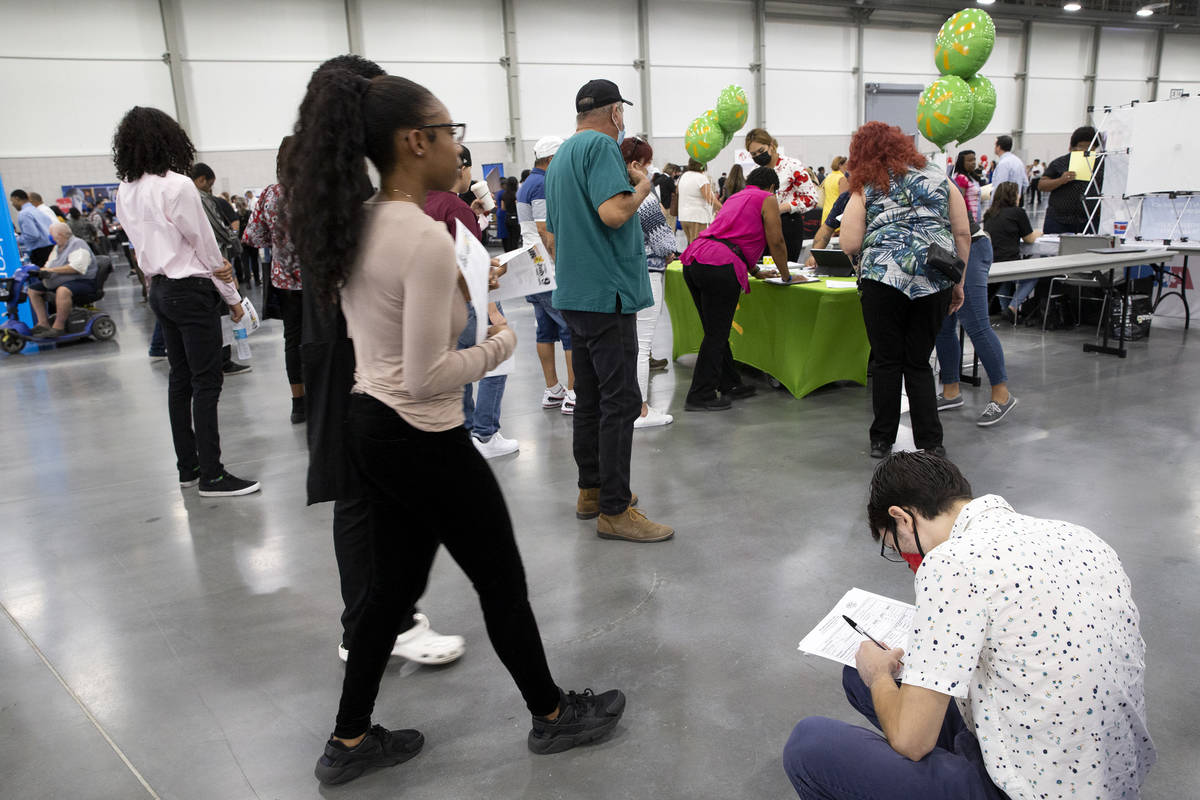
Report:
179,465,200,488
527,688,626,755
869,441,892,459
198,471,261,497
685,396,733,412
725,384,757,400
291,397,306,425
314,725,424,786
924,445,948,458
223,362,252,376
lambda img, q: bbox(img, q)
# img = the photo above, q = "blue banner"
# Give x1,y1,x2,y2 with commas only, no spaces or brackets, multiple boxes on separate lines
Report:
0,173,24,279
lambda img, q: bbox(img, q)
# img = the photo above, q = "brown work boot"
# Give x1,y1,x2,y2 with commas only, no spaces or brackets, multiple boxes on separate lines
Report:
597,506,674,543
576,488,637,520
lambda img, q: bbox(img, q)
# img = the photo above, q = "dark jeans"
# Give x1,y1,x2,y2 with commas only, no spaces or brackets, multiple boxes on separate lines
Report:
148,276,225,480
331,497,415,647
456,302,507,441
782,666,1006,800
1043,214,1085,235
780,212,806,263
277,287,303,385
682,262,744,403
561,305,641,517
334,394,559,738
859,280,950,450
934,236,1007,386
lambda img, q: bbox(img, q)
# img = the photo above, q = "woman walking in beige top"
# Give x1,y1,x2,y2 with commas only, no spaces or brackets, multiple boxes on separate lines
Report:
289,71,626,787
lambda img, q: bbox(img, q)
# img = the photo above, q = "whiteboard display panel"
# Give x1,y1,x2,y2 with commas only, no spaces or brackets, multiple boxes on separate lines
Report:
1125,97,1200,195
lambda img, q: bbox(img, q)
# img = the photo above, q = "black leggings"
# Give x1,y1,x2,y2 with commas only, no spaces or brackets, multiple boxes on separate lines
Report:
276,287,303,386
334,394,560,738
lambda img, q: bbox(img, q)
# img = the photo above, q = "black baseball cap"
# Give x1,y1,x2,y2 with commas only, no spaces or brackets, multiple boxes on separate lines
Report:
575,79,633,113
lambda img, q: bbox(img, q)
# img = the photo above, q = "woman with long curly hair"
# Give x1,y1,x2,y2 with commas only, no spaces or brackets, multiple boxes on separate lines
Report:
287,70,625,787
112,106,259,497
839,121,971,459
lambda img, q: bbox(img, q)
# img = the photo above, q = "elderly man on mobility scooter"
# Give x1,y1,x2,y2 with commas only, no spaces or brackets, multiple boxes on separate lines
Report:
26,222,99,337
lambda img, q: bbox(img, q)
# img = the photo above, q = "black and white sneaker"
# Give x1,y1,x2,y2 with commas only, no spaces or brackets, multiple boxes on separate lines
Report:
314,725,424,786
198,471,260,497
527,688,626,755
179,466,201,488
936,393,964,411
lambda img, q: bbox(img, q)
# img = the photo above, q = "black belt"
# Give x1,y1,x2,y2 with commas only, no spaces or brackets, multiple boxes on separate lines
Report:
150,274,215,288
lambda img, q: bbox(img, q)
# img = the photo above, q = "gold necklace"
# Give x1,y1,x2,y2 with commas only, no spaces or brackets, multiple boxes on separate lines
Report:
383,186,415,201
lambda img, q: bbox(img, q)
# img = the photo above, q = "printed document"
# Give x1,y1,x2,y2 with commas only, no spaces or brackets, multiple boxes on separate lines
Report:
798,588,915,674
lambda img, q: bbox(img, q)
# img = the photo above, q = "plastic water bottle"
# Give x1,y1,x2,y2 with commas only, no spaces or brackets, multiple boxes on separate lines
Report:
233,319,251,361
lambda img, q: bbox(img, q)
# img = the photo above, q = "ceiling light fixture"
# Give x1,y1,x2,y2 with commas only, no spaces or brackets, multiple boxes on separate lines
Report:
1063,2,1082,10
1136,6,1154,14
977,0,996,5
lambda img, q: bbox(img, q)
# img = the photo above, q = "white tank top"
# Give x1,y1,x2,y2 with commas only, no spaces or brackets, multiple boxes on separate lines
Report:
677,171,714,224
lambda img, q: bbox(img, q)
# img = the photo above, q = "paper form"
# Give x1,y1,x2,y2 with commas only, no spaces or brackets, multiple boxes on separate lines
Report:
797,588,915,675
1068,150,1095,183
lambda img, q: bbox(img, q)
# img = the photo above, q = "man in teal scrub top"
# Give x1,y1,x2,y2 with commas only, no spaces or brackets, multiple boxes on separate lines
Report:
545,79,674,544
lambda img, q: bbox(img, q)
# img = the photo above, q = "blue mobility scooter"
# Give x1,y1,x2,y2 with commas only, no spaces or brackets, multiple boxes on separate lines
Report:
0,256,117,354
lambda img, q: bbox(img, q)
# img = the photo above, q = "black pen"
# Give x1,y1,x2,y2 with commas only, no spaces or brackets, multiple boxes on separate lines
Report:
842,615,888,650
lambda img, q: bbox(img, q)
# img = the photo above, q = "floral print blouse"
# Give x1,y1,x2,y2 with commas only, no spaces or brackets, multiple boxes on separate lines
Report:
859,163,956,299
773,154,820,215
243,183,301,291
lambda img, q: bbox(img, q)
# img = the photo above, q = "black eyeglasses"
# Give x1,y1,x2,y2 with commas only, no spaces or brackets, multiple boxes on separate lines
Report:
418,122,467,144
879,510,925,563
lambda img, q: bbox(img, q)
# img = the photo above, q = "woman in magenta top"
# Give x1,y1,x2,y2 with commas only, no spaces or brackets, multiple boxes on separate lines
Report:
679,166,790,411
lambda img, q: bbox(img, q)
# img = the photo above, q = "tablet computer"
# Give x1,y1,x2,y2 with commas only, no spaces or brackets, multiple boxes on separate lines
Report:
811,249,856,277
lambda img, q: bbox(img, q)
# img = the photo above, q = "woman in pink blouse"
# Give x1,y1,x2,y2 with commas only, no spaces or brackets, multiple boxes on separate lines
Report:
244,135,306,423
744,128,821,262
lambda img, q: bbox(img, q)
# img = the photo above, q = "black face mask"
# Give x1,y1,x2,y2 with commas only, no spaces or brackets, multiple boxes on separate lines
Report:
752,151,772,166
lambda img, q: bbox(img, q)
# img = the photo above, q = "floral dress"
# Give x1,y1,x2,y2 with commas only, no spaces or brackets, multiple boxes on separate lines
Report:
243,183,301,291
773,154,820,215
859,163,955,300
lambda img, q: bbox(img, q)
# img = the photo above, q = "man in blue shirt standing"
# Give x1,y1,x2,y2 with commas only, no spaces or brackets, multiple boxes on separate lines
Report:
989,135,1027,196
9,189,54,267
546,79,673,544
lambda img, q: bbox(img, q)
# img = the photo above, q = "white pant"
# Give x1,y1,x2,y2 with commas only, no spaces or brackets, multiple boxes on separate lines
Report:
636,271,665,405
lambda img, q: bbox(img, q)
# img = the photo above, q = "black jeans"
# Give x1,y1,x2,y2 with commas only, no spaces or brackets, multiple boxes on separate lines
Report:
682,262,744,404
780,212,806,263
276,287,303,385
331,497,415,646
859,280,950,450
148,276,225,479
335,394,559,738
561,305,641,517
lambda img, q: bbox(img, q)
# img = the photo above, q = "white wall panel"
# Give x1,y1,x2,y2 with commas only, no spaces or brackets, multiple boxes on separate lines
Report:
2,0,165,60
765,71,856,136
988,76,1020,133
360,0,503,62
1097,28,1158,79
1029,23,1092,79
1094,79,1150,109
515,0,638,66
649,0,754,68
863,27,936,77
519,65,641,143
651,67,754,139
177,0,347,60
0,60,175,157
381,62,511,142
1025,78,1089,133
1160,34,1200,81
987,31,1024,77
183,62,320,151
765,19,855,72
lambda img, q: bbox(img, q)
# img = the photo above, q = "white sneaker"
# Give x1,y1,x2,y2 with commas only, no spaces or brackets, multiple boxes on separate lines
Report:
542,383,566,408
634,407,674,429
561,389,576,415
474,432,519,458
338,613,466,665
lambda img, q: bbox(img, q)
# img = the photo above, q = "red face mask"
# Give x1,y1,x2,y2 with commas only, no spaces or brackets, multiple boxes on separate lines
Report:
902,552,924,573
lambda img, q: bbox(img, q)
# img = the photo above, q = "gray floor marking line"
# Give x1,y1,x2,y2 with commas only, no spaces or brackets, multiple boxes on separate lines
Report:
0,598,161,799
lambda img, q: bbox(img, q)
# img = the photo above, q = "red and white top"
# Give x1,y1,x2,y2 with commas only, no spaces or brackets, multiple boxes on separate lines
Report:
244,183,301,291
773,154,820,215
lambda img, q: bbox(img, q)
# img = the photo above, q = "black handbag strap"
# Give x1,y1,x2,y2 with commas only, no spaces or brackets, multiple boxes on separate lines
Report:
700,235,753,271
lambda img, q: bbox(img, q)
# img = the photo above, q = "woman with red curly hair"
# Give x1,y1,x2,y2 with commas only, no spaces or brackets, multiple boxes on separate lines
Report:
840,122,971,460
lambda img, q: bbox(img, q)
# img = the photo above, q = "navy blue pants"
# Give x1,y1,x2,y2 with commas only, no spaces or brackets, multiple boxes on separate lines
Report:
782,666,1007,800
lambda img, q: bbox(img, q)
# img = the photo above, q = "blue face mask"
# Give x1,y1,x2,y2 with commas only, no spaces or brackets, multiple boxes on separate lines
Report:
613,110,625,145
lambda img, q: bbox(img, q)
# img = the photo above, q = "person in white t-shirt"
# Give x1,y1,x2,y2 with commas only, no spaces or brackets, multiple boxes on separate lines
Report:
30,192,60,227
784,452,1155,800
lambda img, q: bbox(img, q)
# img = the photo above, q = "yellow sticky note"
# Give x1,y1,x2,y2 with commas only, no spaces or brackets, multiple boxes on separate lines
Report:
1068,150,1095,183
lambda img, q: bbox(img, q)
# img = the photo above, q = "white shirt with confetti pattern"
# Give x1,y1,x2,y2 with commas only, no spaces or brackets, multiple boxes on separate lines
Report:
902,494,1155,800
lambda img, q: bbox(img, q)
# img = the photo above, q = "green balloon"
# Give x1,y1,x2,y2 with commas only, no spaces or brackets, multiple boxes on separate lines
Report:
956,74,997,145
685,116,725,163
935,8,995,78
716,85,749,134
916,75,975,150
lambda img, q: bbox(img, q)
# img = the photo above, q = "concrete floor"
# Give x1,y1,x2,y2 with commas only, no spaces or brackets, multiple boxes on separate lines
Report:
1,262,1197,800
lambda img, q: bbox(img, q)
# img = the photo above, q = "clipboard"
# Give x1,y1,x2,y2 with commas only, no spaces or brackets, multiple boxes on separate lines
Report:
1068,151,1095,183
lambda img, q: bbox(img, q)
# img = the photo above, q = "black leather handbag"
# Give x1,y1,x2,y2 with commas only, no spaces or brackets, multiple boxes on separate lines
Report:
924,242,964,284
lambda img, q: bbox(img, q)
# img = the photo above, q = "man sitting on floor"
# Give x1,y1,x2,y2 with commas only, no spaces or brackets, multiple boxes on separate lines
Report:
26,221,98,337
783,451,1155,800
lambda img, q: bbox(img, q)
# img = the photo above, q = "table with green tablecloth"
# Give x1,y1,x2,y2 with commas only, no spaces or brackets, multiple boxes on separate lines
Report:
663,261,869,398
